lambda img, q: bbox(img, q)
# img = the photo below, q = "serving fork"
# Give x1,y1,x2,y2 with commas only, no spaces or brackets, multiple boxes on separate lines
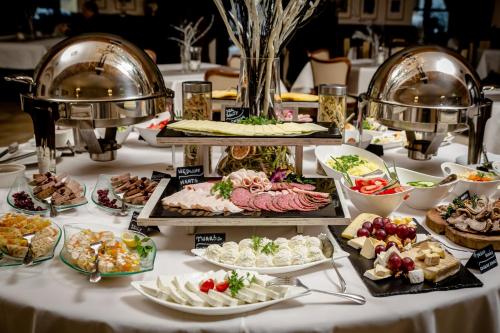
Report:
331,259,347,293
89,241,103,283
267,276,366,305
22,232,36,265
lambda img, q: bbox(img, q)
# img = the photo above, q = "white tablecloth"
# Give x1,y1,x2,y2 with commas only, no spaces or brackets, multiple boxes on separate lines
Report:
476,49,500,79
0,37,65,70
0,135,499,333
291,59,379,96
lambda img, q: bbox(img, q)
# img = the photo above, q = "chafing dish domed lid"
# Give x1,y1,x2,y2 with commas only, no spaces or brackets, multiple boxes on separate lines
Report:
365,46,482,110
32,33,169,102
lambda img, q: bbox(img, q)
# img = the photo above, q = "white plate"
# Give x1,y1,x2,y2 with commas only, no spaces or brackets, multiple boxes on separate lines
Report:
441,162,500,198
0,149,62,166
315,144,386,180
370,131,405,149
131,272,309,316
190,235,349,274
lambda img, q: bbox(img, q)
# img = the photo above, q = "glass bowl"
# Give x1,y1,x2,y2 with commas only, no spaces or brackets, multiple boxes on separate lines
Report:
59,223,156,277
0,212,62,266
91,174,146,213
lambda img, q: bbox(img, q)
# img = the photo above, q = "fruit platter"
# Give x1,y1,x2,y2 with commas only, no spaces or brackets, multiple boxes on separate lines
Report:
330,213,483,296
138,169,350,227
131,269,310,316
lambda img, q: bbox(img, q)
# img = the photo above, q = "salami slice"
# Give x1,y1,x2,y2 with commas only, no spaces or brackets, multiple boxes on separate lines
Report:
230,188,251,206
289,183,316,191
254,193,272,211
270,195,286,212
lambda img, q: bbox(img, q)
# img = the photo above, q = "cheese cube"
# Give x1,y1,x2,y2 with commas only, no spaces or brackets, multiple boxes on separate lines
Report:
424,253,440,266
408,269,424,284
347,236,367,250
430,245,445,258
364,268,391,281
416,249,431,261
374,264,392,277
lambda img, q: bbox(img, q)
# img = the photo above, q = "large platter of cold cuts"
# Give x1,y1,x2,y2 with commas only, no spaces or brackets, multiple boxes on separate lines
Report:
138,169,349,226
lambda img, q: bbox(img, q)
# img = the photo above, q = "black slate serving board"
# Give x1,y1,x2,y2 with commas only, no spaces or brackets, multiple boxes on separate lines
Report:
149,177,345,220
329,225,483,297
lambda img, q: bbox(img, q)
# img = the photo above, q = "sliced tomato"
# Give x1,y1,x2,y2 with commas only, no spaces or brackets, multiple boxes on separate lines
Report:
215,280,229,292
199,279,215,293
355,178,370,188
369,177,388,186
359,184,383,194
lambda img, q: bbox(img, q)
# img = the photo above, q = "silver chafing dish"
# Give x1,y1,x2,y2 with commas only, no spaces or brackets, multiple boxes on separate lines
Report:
6,33,174,172
358,45,491,163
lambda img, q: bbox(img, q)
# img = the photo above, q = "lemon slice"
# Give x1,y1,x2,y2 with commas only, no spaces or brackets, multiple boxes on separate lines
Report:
121,232,137,248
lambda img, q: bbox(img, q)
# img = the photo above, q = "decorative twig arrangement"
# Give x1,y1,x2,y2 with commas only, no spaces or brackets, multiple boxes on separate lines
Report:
170,16,214,67
212,0,320,117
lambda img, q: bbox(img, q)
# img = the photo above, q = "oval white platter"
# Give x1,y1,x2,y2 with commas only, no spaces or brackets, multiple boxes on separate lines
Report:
131,272,309,316
190,235,349,274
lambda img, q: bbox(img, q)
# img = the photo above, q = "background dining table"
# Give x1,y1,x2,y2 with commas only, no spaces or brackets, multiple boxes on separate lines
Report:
0,36,64,70
0,133,498,333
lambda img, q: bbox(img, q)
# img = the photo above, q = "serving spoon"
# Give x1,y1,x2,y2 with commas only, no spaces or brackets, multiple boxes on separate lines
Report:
89,241,103,283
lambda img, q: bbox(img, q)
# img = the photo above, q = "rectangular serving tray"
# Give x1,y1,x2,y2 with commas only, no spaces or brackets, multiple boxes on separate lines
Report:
329,225,483,297
156,123,342,146
138,177,350,227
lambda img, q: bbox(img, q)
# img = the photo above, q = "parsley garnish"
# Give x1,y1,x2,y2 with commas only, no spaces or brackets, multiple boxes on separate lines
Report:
261,241,279,255
238,116,280,125
210,179,233,199
134,236,154,258
251,236,263,252
228,271,246,297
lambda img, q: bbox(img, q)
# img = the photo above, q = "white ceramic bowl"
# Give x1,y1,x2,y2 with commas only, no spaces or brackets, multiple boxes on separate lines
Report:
0,164,26,188
134,112,171,147
315,144,386,180
396,167,457,210
493,161,500,174
95,126,133,145
441,162,500,198
340,177,413,216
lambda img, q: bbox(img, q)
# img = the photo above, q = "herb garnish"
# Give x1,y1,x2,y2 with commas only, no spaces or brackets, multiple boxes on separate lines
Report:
261,241,279,255
238,116,280,125
134,235,154,258
227,271,258,297
211,179,233,199
251,235,263,251
284,173,315,185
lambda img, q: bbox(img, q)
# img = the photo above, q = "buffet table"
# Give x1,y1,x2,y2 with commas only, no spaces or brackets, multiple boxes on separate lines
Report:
0,135,499,333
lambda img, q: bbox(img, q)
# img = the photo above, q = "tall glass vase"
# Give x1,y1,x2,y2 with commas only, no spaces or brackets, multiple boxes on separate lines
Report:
237,57,281,119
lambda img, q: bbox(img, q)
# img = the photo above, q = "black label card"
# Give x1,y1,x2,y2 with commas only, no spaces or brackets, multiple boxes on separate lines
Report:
128,211,160,235
176,165,204,186
466,245,498,273
195,233,226,249
151,170,171,182
224,106,250,123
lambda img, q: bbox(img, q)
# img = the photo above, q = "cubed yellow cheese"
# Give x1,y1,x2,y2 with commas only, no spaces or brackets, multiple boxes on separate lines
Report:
416,249,431,261
424,253,440,266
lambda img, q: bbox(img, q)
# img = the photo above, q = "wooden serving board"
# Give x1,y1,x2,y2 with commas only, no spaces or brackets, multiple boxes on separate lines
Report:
426,208,500,251
137,177,351,229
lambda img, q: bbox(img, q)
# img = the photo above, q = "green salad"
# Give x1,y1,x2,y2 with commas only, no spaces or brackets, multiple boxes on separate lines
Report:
407,181,436,188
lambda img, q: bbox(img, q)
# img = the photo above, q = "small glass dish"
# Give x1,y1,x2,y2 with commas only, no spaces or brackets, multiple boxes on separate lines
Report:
0,212,62,266
91,174,146,214
8,176,88,215
59,223,156,278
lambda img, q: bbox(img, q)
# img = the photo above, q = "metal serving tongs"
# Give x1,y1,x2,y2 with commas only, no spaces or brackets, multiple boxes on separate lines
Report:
89,241,103,283
22,232,36,265
267,276,366,305
479,145,498,176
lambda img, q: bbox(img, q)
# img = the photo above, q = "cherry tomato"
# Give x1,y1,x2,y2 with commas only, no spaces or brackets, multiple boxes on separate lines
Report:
369,177,388,186
355,178,370,188
215,280,229,292
199,279,215,293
